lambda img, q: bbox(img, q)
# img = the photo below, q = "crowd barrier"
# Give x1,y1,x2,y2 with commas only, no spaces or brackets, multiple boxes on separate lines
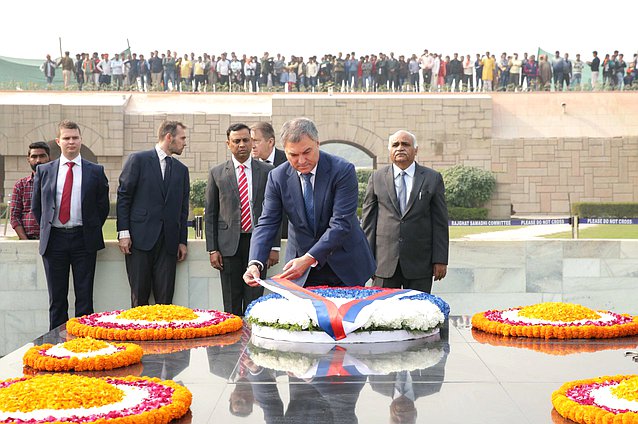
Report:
449,217,638,238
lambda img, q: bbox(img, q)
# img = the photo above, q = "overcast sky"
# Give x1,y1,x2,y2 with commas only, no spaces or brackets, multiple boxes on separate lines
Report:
4,1,637,61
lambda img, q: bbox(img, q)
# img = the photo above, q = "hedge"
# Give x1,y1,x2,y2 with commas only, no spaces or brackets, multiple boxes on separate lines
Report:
571,202,638,218
447,207,489,220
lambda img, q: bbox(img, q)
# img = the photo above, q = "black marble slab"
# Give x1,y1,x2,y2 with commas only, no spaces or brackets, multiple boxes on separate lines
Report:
0,318,636,423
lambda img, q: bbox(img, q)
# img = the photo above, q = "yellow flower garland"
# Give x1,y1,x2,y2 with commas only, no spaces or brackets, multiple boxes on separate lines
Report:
23,362,145,379
552,375,638,424
0,375,192,424
117,304,198,321
0,374,123,412
22,338,143,372
67,306,243,341
472,303,638,339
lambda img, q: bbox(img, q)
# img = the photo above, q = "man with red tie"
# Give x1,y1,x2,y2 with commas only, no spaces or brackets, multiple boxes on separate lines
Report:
205,123,277,315
32,120,110,330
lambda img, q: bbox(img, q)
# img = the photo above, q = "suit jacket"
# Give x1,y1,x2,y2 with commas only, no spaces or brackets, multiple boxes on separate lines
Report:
116,149,190,255
32,158,109,256
249,152,375,285
273,147,287,166
272,147,289,239
204,158,275,256
361,163,449,279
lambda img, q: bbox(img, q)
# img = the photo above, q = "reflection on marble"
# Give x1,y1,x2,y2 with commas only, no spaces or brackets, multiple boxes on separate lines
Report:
1,318,637,423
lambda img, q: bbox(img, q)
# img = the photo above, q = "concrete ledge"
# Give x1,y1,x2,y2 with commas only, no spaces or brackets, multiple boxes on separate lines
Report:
1,239,637,356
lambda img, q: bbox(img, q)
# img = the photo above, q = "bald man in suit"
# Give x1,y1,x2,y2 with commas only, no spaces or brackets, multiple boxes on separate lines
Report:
361,130,449,293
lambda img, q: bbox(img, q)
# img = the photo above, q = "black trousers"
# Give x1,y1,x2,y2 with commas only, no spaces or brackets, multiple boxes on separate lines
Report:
125,232,177,307
305,262,345,287
378,261,433,293
42,227,97,330
220,233,263,316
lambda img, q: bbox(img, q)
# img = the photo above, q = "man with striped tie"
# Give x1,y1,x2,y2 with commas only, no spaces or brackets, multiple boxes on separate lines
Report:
205,123,277,315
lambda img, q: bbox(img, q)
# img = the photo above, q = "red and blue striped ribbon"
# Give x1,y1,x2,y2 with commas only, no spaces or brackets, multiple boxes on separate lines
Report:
314,346,362,377
261,277,417,341
269,277,346,340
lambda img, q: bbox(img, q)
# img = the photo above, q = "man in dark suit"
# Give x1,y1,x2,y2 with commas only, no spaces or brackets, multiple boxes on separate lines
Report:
205,123,277,315
369,343,450,424
250,121,288,239
32,120,110,330
361,130,449,293
117,120,190,307
250,122,286,166
243,117,375,287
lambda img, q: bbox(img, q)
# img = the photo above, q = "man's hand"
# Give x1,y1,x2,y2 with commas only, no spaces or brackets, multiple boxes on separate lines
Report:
118,237,132,255
433,263,447,281
243,264,261,287
279,254,316,280
210,251,223,270
177,243,188,262
267,250,279,268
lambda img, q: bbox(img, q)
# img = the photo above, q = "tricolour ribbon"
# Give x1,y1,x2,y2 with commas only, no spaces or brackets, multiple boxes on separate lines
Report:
257,277,421,341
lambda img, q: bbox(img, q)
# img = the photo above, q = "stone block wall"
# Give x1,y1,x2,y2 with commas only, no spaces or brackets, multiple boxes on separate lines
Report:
1,239,637,356
1,92,637,217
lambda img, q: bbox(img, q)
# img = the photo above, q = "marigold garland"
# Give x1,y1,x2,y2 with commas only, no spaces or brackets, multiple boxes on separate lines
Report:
470,328,638,355
0,374,192,424
518,302,601,321
67,305,243,341
23,362,145,379
117,305,198,321
136,329,243,355
471,303,638,339
552,375,638,424
22,338,143,372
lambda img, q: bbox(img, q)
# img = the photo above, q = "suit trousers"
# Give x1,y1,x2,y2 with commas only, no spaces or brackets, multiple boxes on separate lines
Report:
305,262,344,287
220,233,264,316
125,231,177,307
42,227,97,330
378,261,433,294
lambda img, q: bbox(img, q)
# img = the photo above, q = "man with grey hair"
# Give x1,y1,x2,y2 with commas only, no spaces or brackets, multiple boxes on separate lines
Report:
361,130,449,293
243,117,375,287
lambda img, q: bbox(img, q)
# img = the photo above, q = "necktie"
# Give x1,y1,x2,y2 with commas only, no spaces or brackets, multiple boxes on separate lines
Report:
59,162,74,224
164,156,172,190
264,159,271,164
302,173,315,232
397,171,407,215
238,165,252,232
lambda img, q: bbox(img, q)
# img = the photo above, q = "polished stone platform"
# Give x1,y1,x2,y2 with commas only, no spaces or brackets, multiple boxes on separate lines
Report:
1,318,637,423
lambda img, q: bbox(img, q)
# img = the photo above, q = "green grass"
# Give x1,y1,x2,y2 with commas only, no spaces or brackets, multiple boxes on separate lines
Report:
544,224,638,239
449,225,526,239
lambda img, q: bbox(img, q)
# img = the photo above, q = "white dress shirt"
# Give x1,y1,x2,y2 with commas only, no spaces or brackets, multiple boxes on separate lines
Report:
232,156,253,233
392,162,415,206
53,154,83,228
297,164,318,195
155,144,170,179
263,148,276,164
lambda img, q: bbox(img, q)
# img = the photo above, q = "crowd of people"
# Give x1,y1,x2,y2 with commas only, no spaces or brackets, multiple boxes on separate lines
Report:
40,49,638,93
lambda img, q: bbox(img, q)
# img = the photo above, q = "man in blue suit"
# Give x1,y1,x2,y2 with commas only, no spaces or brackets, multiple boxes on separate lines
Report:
32,120,110,330
117,120,190,306
243,117,375,287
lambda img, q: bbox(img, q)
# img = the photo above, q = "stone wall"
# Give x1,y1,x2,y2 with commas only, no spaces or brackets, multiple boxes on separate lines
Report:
1,239,637,356
1,92,637,216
